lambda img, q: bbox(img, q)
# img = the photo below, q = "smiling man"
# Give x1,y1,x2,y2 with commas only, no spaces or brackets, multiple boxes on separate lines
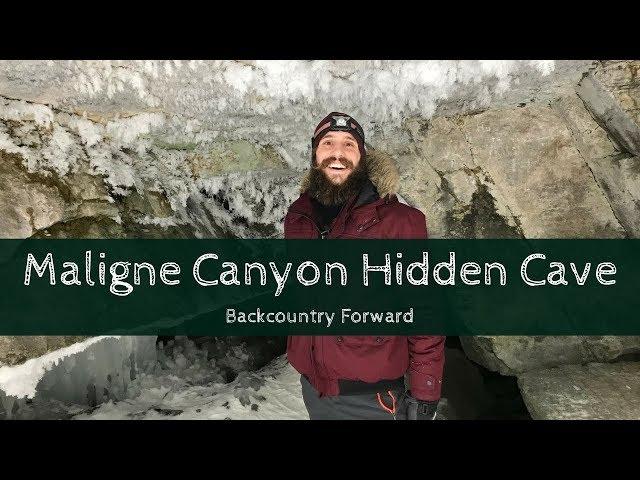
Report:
284,112,446,420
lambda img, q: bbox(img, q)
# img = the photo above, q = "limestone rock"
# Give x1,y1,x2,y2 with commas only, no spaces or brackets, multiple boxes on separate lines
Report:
551,92,620,161
551,93,640,237
561,74,640,238
0,153,66,238
400,116,523,239
593,60,640,128
461,336,640,375
32,215,195,239
576,73,640,158
186,141,288,178
0,336,87,366
518,361,640,419
458,105,625,238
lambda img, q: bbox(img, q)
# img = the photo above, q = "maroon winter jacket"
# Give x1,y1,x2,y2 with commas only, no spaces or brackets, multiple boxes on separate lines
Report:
284,151,445,401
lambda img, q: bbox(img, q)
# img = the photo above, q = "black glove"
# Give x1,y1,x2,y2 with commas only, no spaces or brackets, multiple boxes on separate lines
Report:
405,393,438,420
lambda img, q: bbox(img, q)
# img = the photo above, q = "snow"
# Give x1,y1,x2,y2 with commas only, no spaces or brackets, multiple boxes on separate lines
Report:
0,337,305,420
0,336,120,399
73,338,308,420
0,130,29,157
75,357,306,420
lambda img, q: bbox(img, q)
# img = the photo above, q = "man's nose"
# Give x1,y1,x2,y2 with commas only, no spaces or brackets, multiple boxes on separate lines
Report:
331,144,345,158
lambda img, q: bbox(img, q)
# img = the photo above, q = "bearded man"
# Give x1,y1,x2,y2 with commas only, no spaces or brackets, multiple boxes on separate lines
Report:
284,112,445,420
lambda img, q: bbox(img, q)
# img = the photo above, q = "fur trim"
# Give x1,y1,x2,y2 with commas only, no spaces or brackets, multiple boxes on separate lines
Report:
300,148,400,197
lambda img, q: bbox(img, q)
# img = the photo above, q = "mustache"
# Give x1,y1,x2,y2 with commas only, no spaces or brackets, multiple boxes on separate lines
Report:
315,156,354,170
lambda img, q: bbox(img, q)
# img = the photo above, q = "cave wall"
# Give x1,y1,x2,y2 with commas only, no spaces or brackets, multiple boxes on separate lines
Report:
1,60,640,416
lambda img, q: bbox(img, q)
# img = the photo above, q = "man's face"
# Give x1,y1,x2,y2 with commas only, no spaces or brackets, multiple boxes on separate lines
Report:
314,131,361,185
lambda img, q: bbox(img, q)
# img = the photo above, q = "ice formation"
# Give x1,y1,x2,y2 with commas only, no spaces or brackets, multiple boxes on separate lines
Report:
74,337,307,420
0,60,592,239
0,336,157,419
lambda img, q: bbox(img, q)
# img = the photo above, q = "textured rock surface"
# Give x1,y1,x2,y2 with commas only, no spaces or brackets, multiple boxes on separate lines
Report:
518,361,640,419
1,60,640,418
0,153,67,238
3,60,634,244
461,336,640,375
593,61,640,128
0,336,88,366
400,115,524,239
449,62,640,375
457,106,624,238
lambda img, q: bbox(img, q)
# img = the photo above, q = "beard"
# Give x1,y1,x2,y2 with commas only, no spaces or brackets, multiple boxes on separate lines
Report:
307,155,369,207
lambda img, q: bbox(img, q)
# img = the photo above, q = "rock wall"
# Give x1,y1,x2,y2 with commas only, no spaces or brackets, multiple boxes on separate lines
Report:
518,360,640,419
0,336,87,366
1,60,639,417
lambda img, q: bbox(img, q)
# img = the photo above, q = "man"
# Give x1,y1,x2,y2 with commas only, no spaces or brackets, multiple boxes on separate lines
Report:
284,112,445,420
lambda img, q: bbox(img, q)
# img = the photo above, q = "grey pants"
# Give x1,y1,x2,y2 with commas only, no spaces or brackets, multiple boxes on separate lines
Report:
301,375,408,420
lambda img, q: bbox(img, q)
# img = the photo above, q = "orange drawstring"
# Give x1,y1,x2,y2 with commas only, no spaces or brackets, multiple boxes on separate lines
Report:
376,390,397,417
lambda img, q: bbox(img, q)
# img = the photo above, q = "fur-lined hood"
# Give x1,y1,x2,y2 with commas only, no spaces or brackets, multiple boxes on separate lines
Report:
299,148,400,197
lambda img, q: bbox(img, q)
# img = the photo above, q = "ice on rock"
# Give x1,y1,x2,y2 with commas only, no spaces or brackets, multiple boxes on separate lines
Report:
0,336,304,419
0,336,157,419
189,169,301,238
0,61,580,236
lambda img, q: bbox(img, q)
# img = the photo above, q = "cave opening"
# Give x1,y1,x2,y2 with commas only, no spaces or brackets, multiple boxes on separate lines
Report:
442,336,531,420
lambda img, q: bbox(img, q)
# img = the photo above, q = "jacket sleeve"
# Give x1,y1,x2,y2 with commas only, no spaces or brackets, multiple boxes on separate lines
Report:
400,206,446,402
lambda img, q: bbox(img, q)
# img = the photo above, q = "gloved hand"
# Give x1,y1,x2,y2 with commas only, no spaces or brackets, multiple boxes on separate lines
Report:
404,393,438,420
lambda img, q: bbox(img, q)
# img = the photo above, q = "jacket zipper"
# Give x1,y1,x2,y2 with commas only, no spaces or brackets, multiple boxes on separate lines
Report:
286,210,324,381
287,208,342,385
357,217,379,232
288,198,362,387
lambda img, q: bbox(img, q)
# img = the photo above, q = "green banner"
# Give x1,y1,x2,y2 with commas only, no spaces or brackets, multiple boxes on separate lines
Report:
0,239,637,335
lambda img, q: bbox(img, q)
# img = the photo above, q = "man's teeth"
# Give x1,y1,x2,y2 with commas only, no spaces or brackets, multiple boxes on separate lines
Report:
329,164,346,169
